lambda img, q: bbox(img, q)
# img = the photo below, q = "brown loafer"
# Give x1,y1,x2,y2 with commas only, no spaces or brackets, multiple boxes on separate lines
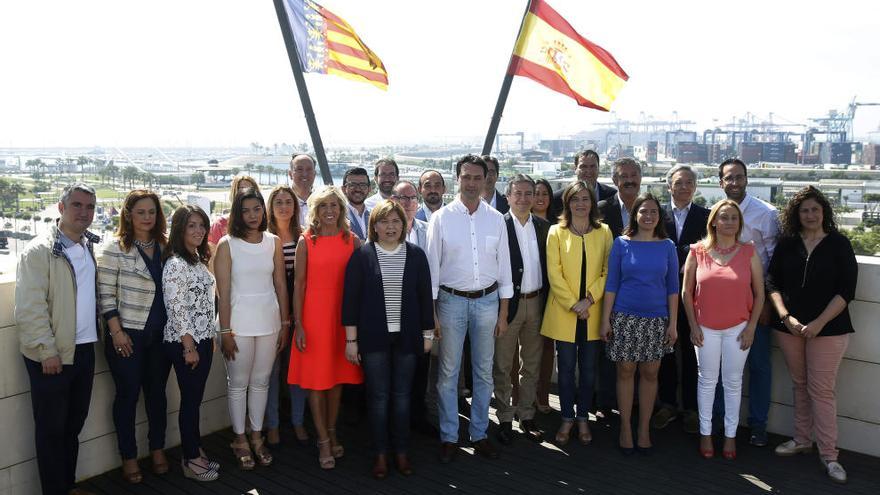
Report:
395,453,413,476
372,454,388,480
439,442,458,464
472,439,500,459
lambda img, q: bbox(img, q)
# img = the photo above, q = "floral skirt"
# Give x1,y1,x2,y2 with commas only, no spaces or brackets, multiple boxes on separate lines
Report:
606,311,672,363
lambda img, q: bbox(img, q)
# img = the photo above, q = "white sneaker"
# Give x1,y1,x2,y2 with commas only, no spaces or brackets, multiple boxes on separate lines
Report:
774,439,813,456
822,459,847,484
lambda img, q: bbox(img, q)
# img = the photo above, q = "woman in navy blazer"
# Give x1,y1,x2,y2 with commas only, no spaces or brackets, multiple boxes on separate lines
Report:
341,200,435,479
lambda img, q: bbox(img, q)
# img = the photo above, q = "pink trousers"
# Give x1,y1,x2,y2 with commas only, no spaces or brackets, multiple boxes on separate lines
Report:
777,331,849,461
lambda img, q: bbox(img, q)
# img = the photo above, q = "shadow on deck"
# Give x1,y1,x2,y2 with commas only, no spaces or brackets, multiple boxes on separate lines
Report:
81,397,880,494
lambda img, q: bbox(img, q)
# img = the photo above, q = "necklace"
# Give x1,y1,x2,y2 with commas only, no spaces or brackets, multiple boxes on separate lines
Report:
713,243,737,255
134,238,155,250
569,223,591,237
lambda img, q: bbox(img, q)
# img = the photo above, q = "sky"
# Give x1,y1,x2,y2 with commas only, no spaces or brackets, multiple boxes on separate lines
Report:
1,0,879,148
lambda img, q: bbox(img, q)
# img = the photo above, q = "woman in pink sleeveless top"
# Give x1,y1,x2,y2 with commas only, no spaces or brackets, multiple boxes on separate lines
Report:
682,199,765,461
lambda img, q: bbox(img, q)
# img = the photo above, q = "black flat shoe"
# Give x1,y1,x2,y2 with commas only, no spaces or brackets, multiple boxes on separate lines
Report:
496,422,513,445
636,445,653,456
619,444,635,456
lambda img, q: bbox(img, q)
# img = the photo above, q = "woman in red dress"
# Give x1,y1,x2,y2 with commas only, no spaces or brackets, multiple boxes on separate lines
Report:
288,186,363,469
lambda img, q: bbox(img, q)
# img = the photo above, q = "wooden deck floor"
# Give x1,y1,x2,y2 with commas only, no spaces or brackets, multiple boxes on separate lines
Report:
81,398,880,494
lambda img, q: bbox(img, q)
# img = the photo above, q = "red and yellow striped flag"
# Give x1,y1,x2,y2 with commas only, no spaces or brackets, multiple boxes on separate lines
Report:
285,0,388,90
510,0,628,110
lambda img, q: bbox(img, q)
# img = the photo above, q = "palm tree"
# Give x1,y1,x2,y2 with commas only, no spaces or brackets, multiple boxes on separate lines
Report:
255,165,266,186
77,156,89,180
9,182,27,213
106,163,119,187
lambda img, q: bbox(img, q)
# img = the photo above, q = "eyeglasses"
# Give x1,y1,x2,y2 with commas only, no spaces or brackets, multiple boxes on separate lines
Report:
377,172,398,179
344,182,369,190
392,194,418,202
722,174,747,184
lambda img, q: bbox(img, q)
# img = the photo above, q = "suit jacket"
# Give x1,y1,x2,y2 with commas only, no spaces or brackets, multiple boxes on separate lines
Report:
409,218,428,250
491,192,510,214
504,213,550,324
341,241,435,355
540,223,613,342
347,205,371,240
663,202,710,268
598,195,625,238
549,182,616,224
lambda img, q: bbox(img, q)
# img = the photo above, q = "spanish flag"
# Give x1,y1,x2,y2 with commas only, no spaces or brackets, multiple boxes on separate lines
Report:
284,0,388,90
510,0,628,110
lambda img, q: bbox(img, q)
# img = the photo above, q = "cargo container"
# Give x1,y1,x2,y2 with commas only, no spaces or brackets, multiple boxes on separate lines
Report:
737,143,763,164
861,144,880,166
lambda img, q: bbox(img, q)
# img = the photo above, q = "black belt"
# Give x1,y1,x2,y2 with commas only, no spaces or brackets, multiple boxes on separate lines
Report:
440,282,498,299
520,289,541,300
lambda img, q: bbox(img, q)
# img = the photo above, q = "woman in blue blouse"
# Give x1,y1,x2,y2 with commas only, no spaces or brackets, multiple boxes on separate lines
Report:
600,193,679,455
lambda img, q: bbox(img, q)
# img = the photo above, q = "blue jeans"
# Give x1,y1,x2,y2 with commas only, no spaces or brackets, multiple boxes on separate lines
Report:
436,290,499,443
165,339,213,460
747,323,772,430
556,340,598,420
361,344,418,454
104,326,171,459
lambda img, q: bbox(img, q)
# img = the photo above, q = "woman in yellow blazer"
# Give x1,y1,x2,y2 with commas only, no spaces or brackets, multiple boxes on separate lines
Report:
540,181,612,446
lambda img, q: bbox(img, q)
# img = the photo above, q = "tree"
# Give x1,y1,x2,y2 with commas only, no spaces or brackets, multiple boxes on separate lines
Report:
122,166,141,189
77,156,89,180
843,225,880,256
105,163,119,187
190,172,206,190
255,165,266,185
8,182,27,213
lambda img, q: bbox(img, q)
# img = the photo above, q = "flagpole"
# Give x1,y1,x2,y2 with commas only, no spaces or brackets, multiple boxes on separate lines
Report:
272,0,333,185
481,0,533,156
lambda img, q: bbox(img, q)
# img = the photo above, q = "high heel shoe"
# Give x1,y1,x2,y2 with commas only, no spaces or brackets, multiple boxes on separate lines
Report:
555,420,574,446
250,434,274,467
150,449,169,475
372,454,388,480
699,436,715,459
317,439,336,470
121,459,142,484
722,437,736,460
576,419,592,445
182,459,219,482
327,427,345,458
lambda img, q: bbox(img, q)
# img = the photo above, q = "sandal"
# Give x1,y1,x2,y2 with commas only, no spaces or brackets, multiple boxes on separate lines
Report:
317,439,336,469
555,420,574,446
230,437,255,471
576,419,593,445
182,459,219,482
150,449,169,475
121,459,142,484
250,434,274,467
327,427,344,458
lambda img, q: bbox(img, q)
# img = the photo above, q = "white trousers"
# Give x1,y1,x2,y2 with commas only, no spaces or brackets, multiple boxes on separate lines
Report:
695,322,750,437
225,333,278,434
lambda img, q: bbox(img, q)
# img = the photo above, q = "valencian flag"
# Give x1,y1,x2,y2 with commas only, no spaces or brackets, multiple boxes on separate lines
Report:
283,0,388,90
510,0,628,110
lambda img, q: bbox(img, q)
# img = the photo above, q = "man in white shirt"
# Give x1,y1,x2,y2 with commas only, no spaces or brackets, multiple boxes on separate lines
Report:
15,183,100,495
718,157,780,447
493,174,550,445
342,167,371,240
480,155,509,214
426,154,513,463
288,154,316,227
416,169,446,222
391,180,427,250
364,158,399,210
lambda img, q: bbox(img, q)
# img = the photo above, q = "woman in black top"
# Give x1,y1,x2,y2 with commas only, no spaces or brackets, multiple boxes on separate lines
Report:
766,186,857,484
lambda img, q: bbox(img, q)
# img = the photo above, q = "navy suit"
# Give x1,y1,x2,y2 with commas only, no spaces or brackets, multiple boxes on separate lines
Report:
658,202,710,413
491,192,510,214
348,205,371,240
597,195,625,238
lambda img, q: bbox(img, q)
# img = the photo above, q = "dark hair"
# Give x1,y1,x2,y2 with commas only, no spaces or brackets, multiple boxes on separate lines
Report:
574,149,600,168
343,167,370,186
780,185,837,238
368,200,408,244
481,155,500,173
374,158,399,177
559,181,601,230
455,154,488,177
418,169,445,189
116,189,167,252
165,205,211,265
267,185,301,241
505,173,535,196
534,178,553,197
622,193,667,239
228,188,268,238
718,157,747,180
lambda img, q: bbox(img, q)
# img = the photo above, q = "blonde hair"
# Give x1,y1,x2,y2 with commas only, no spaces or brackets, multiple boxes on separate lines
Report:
306,186,350,242
230,175,260,204
702,199,743,250
368,200,407,244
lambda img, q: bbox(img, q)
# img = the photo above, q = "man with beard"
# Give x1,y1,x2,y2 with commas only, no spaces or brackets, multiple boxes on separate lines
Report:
342,167,371,240
288,154,317,227
717,157,779,447
365,158,399,210
427,154,512,463
481,155,509,214
416,169,446,222
549,150,617,222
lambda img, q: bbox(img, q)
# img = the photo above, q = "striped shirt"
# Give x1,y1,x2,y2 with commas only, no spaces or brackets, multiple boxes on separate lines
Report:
375,242,406,333
282,240,297,276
